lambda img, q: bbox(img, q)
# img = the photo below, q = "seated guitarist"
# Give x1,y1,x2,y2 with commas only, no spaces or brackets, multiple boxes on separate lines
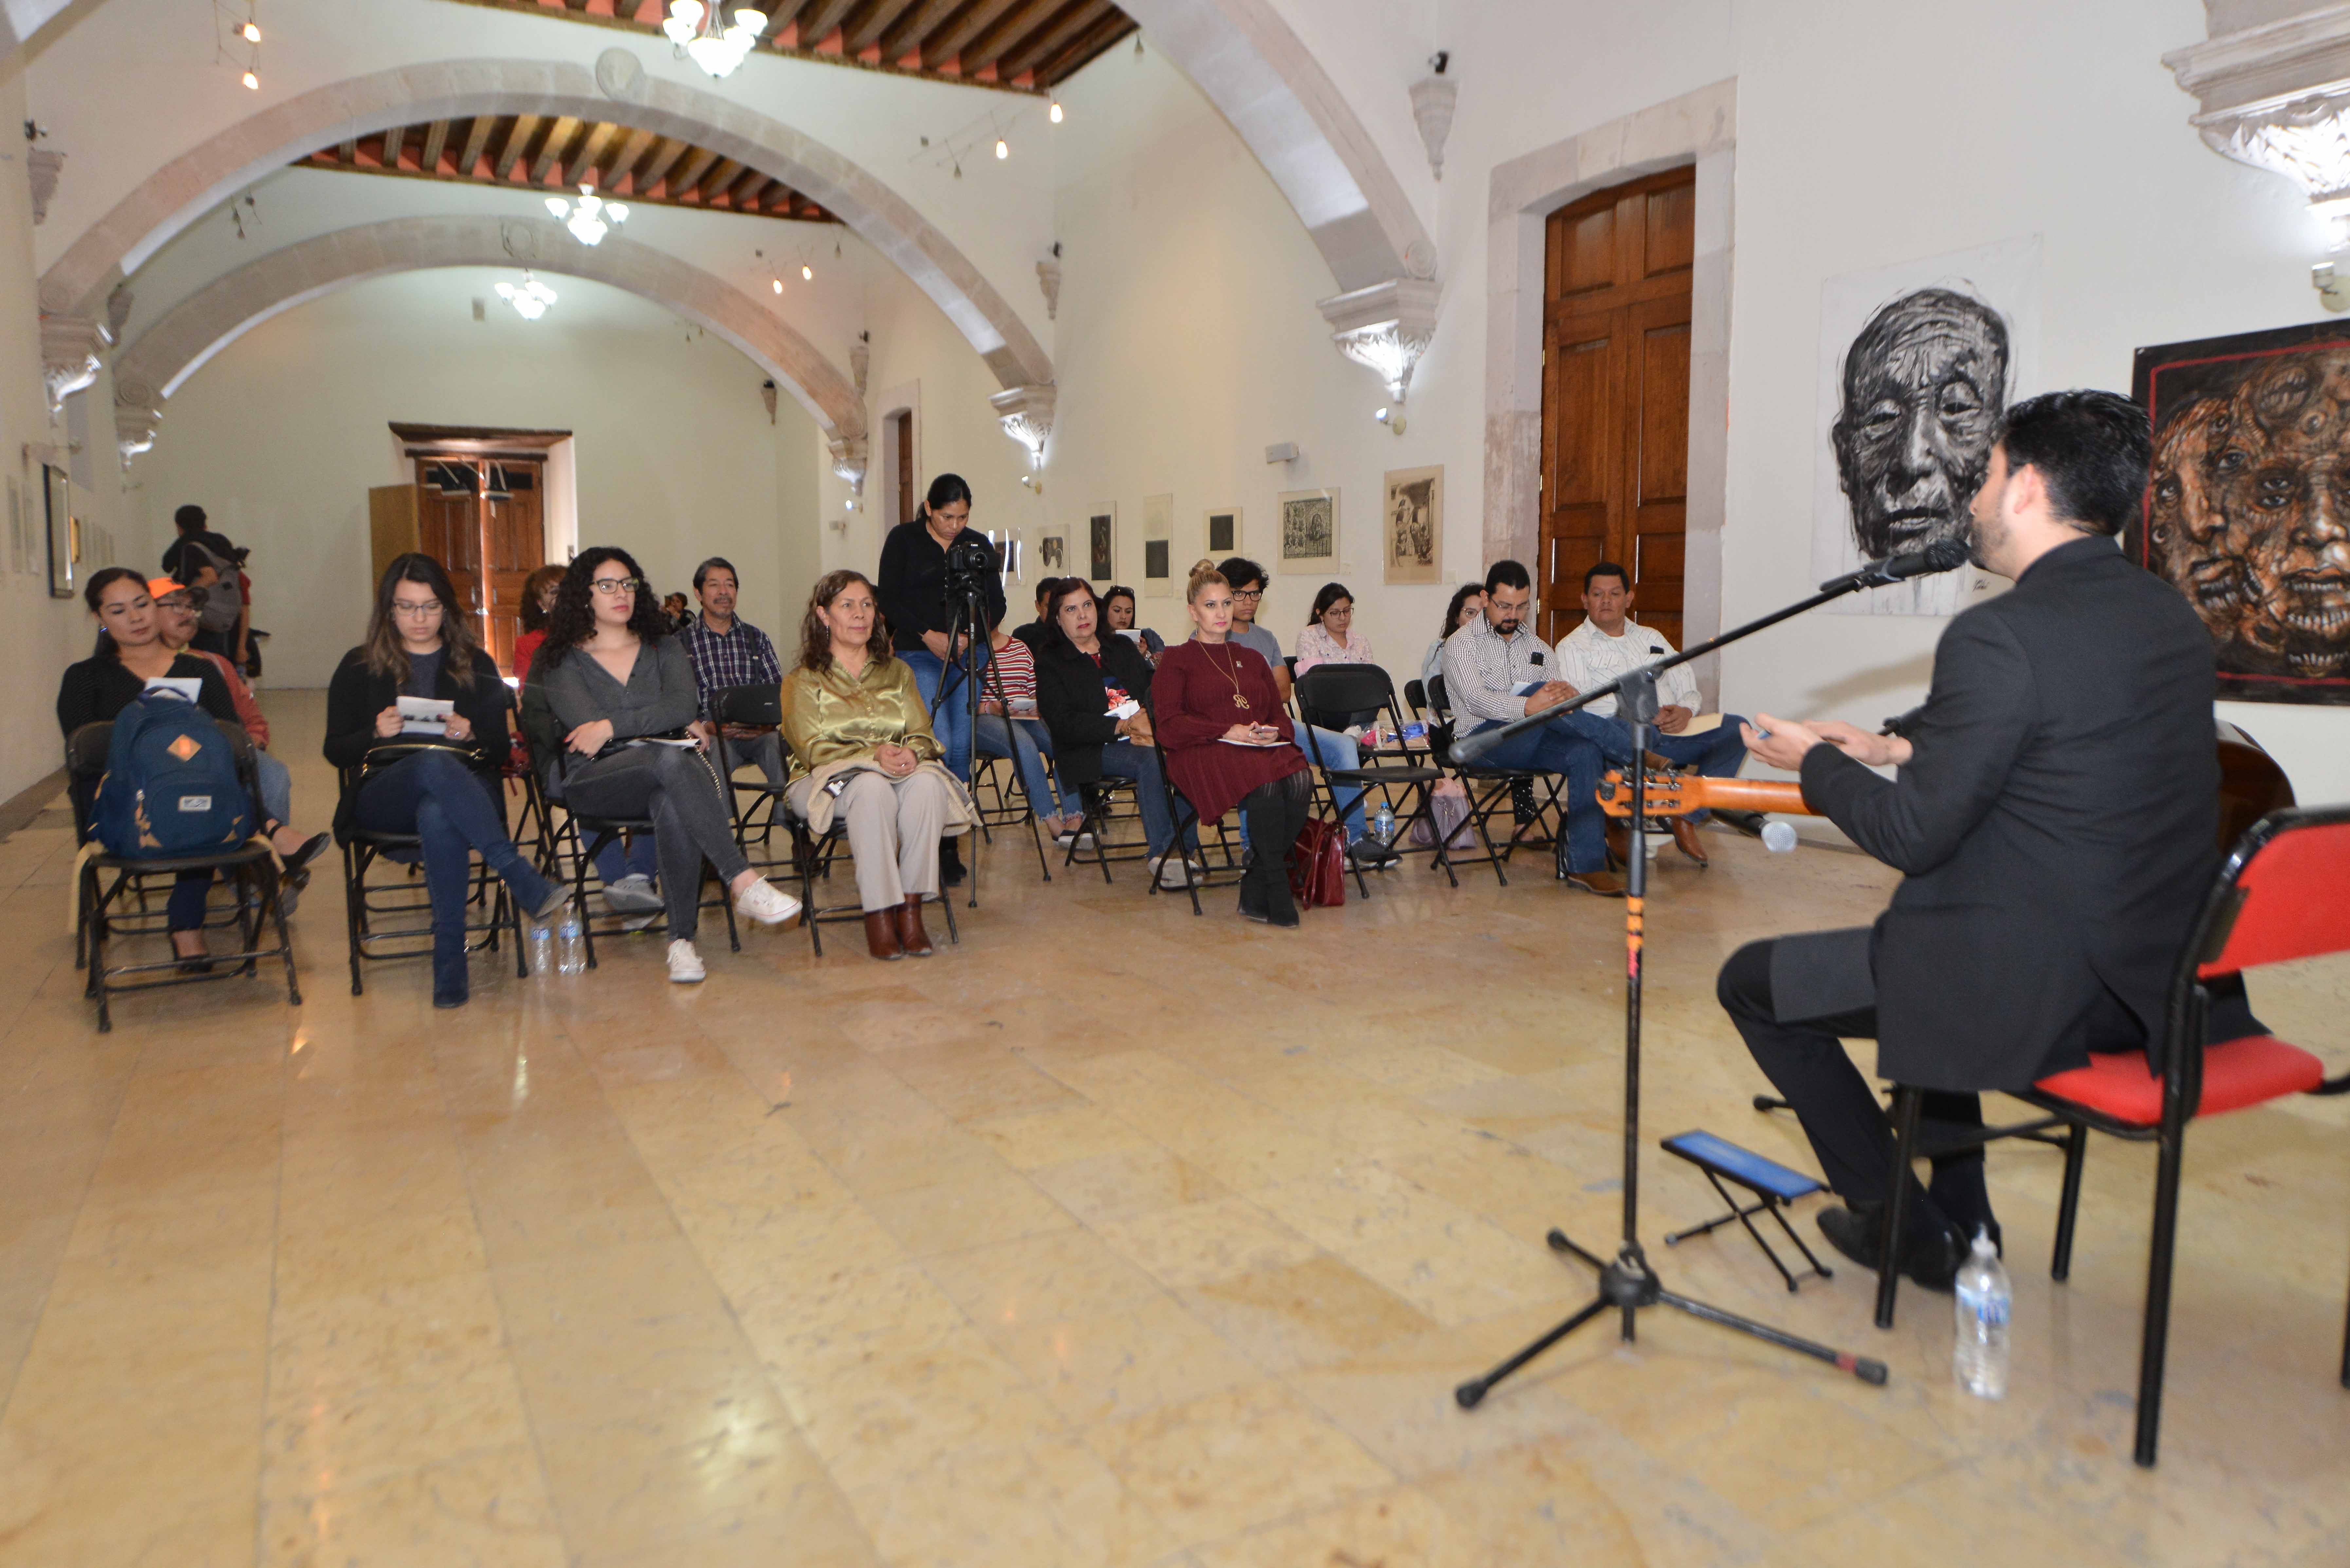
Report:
1718,390,2258,1292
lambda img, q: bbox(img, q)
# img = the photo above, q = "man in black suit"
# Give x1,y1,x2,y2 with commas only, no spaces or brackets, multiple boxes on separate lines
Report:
1719,389,2228,1289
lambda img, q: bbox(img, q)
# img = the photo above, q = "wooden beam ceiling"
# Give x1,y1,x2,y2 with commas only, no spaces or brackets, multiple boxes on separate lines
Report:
435,0,1136,89
299,117,843,224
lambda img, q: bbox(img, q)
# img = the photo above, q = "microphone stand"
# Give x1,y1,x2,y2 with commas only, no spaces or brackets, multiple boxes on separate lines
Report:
1449,556,1949,1408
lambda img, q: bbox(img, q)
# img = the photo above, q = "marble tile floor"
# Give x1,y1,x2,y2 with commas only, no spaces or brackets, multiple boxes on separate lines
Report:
0,689,2343,1567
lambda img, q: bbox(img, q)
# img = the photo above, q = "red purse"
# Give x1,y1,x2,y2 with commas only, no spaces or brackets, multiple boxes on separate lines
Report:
1288,816,1347,909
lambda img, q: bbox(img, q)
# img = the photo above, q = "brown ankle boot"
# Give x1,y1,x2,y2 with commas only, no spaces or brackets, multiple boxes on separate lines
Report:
864,909,904,960
896,895,934,957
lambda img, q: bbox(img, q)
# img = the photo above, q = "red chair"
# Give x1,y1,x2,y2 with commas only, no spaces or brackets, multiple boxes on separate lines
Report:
1872,805,2350,1467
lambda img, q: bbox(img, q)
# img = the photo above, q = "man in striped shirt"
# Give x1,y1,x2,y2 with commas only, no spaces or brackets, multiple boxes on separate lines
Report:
678,557,786,784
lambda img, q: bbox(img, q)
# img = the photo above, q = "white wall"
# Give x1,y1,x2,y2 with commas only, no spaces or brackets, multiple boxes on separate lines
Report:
130,267,822,687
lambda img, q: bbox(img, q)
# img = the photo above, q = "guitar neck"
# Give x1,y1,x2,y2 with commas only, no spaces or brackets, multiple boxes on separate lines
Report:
1686,778,1813,817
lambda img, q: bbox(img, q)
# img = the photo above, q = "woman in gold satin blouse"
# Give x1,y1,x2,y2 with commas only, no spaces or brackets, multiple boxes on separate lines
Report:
784,570,971,960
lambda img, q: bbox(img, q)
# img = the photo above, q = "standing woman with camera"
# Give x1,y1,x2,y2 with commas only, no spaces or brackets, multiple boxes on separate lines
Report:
876,473,1003,886
532,547,803,984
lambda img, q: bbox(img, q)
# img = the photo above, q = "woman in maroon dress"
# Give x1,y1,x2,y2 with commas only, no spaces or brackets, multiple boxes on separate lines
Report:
1151,563,1316,926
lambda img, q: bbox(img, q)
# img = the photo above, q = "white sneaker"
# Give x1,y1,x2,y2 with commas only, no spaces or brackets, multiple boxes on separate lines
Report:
1056,829,1097,851
1151,854,1202,889
602,873,662,915
666,939,705,984
732,876,803,927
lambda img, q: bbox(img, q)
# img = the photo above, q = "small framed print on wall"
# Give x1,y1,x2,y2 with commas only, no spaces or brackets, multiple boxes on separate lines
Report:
1276,489,1337,575
1087,504,1116,582
1381,465,1442,586
1141,492,1174,597
1036,527,1069,576
44,463,75,599
1204,507,1240,558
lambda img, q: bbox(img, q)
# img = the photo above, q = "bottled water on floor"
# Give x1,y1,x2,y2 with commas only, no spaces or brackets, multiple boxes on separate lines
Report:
556,904,586,976
527,917,553,977
1953,1226,2011,1399
1761,820,1799,853
1373,801,1396,844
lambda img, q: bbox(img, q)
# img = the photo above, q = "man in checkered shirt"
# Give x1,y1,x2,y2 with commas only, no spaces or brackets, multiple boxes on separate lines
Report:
678,557,786,785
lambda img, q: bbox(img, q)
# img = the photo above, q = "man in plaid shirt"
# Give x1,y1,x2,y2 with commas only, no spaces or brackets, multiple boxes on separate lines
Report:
679,557,786,784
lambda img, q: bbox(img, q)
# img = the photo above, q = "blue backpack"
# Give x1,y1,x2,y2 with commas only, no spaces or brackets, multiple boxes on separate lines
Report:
92,694,253,859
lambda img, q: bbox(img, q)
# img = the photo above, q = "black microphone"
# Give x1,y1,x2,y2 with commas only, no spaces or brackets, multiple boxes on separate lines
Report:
1819,537,1969,592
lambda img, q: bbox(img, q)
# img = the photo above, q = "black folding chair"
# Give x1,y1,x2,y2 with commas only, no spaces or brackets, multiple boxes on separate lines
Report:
777,761,961,957
337,741,527,997
1291,665,1453,892
1141,707,1246,915
1423,673,1562,887
66,720,299,1033
708,683,792,876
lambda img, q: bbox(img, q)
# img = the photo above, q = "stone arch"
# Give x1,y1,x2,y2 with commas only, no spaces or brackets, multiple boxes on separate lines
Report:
42,56,1050,391
111,216,866,458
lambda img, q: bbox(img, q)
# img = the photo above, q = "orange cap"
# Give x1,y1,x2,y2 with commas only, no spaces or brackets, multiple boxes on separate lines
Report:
146,576,187,601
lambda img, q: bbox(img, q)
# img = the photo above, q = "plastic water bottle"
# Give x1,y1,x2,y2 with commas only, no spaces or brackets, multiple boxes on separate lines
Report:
1762,820,1799,854
1953,1226,2011,1399
1373,801,1396,845
527,916,553,978
555,903,586,976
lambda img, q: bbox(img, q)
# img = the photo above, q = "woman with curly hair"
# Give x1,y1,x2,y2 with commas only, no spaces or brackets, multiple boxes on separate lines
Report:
783,570,972,960
510,563,566,680
532,546,801,984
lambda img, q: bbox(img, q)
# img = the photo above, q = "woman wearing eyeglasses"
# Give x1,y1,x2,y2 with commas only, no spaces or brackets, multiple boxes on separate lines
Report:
531,547,801,984
325,553,573,1008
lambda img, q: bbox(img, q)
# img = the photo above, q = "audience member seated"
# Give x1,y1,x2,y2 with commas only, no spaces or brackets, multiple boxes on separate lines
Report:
661,592,694,634
1152,565,1314,926
1552,560,1749,864
149,576,328,896
511,564,566,678
1294,580,1381,731
532,546,802,985
58,568,305,969
974,615,1083,841
1422,583,1485,696
1101,585,1166,662
1440,560,1622,897
1034,577,1198,888
678,555,786,786
515,561,655,917
1010,576,1066,654
782,570,972,961
1214,556,1377,860
324,554,572,1007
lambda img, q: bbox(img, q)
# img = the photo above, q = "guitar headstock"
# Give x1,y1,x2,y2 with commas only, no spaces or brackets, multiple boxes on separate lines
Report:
1597,769,1698,818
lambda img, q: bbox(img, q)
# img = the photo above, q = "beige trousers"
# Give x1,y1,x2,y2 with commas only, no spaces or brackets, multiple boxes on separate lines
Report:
788,768,954,912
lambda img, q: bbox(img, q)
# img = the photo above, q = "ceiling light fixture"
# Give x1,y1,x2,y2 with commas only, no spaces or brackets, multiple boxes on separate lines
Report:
496,272,557,320
544,183,628,246
241,69,258,89
662,0,765,79
801,262,813,281
995,137,1008,160
1049,99,1063,124
240,20,259,41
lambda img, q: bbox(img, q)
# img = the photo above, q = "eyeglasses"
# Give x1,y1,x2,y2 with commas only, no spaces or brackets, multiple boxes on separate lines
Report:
590,577,642,596
1233,589,1264,602
392,600,443,617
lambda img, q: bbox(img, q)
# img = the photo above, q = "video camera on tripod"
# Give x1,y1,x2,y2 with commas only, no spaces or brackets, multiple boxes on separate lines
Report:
941,530,1001,605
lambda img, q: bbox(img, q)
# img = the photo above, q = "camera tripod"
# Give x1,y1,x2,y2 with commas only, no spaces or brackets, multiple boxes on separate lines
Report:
1443,546,1967,1407
926,568,1006,909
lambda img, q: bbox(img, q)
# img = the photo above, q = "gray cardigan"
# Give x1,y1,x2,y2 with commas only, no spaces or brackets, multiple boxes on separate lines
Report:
537,634,701,741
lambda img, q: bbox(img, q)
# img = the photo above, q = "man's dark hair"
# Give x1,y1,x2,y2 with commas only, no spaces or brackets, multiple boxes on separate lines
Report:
1484,559,1532,596
1996,389,2152,537
1216,556,1266,592
692,556,736,592
1582,561,1629,592
173,504,207,535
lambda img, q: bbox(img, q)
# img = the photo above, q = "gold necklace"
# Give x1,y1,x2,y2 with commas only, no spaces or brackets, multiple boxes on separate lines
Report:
1203,641,1250,710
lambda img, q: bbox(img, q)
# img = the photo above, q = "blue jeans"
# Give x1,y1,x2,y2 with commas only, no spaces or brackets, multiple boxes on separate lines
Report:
1560,708,1749,821
904,647,981,781
1466,719,1608,874
975,714,1076,819
255,750,293,829
1096,741,1194,858
1290,724,1367,842
355,750,555,998
594,831,659,887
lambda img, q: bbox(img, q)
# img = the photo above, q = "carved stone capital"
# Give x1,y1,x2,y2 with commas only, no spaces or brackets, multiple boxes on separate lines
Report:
989,383,1056,461
115,397,159,469
41,314,106,412
1409,76,1457,181
2164,5,2350,228
1037,258,1062,321
27,147,61,227
827,433,868,493
848,339,869,398
1317,277,1439,402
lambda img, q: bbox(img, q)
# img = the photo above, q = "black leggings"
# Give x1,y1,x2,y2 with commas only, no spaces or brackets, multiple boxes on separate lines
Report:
1240,770,1314,911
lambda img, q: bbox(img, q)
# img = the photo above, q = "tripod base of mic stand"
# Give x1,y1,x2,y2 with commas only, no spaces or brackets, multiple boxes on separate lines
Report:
1452,1229,1888,1410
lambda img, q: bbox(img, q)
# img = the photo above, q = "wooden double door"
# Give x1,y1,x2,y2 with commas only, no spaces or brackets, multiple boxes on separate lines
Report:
1539,166,1695,648
416,458,544,672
